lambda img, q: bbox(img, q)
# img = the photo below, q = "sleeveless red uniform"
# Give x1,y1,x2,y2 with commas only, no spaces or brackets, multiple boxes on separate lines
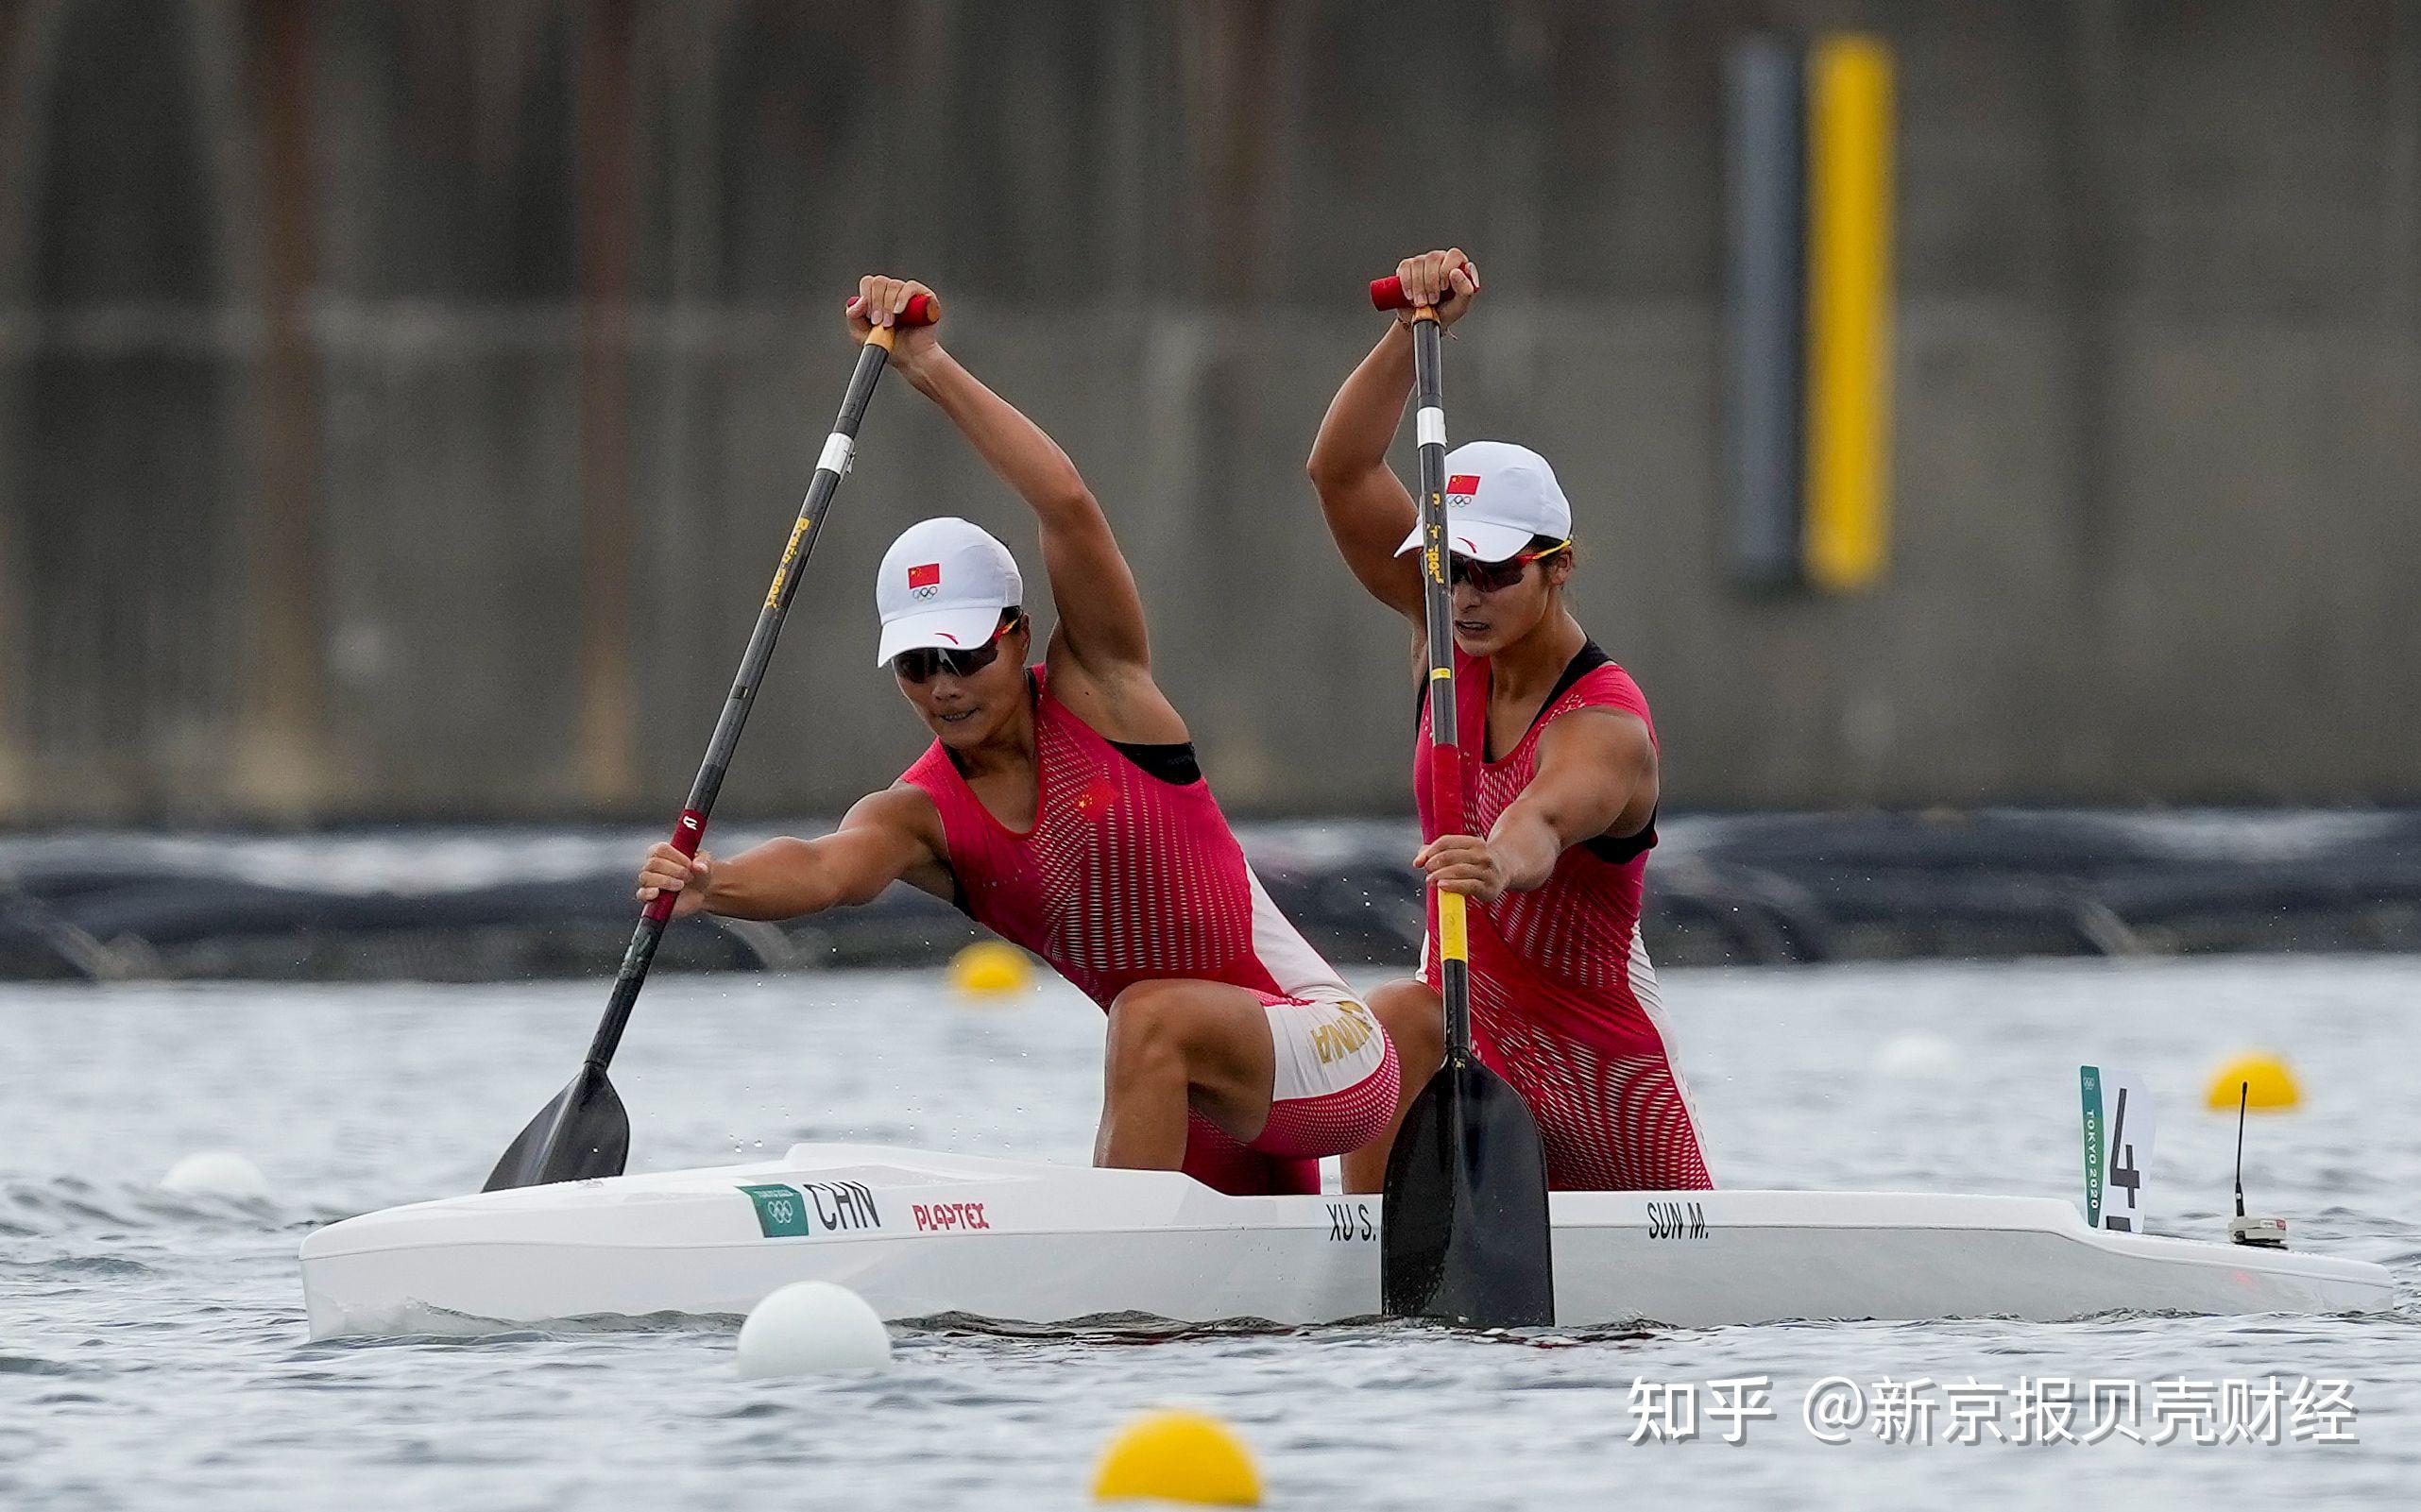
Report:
1414,641,1713,1191
903,667,1395,1196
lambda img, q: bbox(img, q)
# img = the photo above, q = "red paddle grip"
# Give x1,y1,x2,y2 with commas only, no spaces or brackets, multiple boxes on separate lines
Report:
843,292,938,326
1370,267,1474,312
1427,743,1466,828
641,808,708,924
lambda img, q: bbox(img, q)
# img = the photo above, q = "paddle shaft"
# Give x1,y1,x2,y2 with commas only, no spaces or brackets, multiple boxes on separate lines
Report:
1370,273,1554,1325
573,320,912,1080
1408,308,1475,1060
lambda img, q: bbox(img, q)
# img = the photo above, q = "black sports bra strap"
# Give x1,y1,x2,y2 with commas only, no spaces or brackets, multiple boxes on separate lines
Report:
1107,738,1202,786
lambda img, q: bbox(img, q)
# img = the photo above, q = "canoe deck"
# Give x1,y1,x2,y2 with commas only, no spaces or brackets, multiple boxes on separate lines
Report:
299,1143,2395,1339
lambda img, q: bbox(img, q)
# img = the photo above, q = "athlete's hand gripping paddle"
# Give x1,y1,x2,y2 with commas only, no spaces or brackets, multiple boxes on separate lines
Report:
1369,272,1556,1326
485,292,936,1192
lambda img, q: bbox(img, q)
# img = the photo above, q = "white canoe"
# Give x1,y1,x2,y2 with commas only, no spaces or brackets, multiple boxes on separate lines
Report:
298,1142,2394,1339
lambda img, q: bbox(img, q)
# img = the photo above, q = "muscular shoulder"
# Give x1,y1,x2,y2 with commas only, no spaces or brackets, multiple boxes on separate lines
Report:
1531,704,1660,842
848,783,954,898
1535,705,1655,778
837,783,939,866
850,781,941,831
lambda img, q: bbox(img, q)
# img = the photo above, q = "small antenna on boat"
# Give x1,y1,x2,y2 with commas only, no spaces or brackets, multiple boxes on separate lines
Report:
2228,1080,2288,1249
2233,1082,2248,1220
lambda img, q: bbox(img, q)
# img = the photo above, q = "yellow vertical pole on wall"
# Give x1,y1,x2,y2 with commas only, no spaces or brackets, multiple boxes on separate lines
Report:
1802,34,1895,593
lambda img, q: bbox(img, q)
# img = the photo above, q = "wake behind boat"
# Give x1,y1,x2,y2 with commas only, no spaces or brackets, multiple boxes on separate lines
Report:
298,1141,2393,1339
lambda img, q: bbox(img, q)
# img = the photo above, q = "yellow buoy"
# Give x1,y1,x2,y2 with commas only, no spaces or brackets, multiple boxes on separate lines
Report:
2206,1052,2301,1112
1091,1411,1261,1506
948,941,1033,997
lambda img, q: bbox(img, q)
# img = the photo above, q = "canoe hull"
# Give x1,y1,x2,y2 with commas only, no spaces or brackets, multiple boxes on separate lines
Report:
298,1143,2394,1339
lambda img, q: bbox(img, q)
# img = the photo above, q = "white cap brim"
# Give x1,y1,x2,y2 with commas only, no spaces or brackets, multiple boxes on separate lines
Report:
1392,517,1536,564
876,604,1008,666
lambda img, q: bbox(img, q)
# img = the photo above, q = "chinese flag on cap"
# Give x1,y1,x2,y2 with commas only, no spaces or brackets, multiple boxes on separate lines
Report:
906,562,941,590
1447,474,1481,495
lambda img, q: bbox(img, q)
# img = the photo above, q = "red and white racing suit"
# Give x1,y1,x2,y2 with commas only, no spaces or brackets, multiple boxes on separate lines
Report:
903,666,1396,1195
1414,641,1713,1191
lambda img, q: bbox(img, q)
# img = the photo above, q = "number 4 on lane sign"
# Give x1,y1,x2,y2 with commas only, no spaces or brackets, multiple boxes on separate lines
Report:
2079,1065,2157,1233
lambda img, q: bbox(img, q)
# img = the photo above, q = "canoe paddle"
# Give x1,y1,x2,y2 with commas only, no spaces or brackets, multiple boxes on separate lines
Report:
485,291,936,1192
1368,272,1556,1326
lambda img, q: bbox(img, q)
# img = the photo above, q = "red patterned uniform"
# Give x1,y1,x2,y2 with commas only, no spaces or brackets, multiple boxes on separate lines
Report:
904,667,1395,1196
1414,642,1713,1191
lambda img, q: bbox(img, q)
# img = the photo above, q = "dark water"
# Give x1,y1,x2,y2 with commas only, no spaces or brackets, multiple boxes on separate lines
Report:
4,958,2416,1508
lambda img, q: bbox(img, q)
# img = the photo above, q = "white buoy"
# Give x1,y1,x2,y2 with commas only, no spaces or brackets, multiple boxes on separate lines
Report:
735,1281,893,1377
159,1150,271,1202
1873,1030,1960,1081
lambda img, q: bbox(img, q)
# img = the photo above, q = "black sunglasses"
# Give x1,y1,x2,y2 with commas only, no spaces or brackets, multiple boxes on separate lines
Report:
892,615,1023,684
1452,538,1570,593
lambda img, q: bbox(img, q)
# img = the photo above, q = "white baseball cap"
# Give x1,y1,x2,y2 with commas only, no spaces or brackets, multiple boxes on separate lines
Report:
1392,440,1573,563
874,518,1025,666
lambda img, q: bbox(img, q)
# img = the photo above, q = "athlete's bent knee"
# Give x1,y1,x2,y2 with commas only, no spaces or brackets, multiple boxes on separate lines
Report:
1103,982,1195,1080
1368,979,1444,1074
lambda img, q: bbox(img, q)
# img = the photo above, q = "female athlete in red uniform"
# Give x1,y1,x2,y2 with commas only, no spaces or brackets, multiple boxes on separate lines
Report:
1308,249,1713,1194
637,277,1394,1196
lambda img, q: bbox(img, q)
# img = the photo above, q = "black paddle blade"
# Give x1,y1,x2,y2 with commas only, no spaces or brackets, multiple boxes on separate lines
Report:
1380,1054,1555,1327
483,1065,630,1192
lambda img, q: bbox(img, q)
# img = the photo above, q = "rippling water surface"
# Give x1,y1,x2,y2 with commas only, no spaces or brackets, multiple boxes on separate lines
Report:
5,956,2416,1508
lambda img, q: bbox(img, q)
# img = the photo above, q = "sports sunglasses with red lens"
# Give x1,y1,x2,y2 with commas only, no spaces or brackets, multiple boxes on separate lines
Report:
891,614,1024,684
1451,538,1570,593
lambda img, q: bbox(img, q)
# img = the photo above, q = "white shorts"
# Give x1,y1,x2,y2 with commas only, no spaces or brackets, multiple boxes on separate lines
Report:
1261,991,1390,1103
1180,990,1399,1183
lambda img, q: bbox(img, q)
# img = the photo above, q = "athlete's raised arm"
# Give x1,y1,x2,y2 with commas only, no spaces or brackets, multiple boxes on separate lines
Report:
851,276,1180,741
635,785,951,921
1415,708,1658,903
1305,248,1482,623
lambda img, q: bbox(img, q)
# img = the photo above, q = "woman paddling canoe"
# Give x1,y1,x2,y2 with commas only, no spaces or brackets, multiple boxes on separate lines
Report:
1308,249,1713,1195
638,276,1396,1197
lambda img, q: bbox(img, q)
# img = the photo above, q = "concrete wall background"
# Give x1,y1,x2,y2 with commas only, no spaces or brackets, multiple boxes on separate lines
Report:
3,0,2418,823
